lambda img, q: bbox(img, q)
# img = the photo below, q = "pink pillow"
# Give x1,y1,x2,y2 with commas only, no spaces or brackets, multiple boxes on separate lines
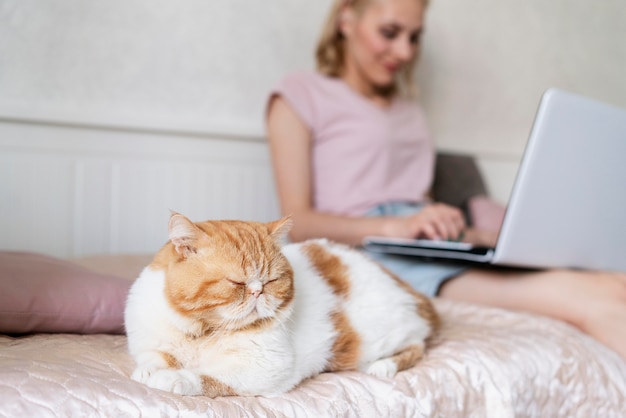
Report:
0,251,131,334
468,196,507,232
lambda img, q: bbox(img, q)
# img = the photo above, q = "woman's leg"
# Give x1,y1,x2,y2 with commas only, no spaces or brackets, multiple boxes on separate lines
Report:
439,268,626,359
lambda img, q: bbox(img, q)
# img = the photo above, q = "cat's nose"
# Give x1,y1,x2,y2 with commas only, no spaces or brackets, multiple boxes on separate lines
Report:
248,281,263,298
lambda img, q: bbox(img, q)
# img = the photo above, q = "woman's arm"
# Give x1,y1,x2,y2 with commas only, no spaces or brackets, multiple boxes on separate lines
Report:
266,96,466,245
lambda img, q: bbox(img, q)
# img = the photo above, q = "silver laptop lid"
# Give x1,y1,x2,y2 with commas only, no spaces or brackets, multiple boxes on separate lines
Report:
493,88,626,272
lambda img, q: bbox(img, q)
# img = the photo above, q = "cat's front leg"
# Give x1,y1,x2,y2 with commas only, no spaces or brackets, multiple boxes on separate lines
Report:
147,370,236,397
146,369,203,396
130,350,174,384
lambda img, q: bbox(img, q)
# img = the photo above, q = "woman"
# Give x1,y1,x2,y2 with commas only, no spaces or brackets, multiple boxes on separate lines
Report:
266,0,626,359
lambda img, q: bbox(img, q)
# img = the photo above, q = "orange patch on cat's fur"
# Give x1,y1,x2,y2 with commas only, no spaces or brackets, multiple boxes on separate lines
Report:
381,265,440,333
201,375,237,397
302,242,361,371
161,351,181,369
326,311,362,371
149,244,230,317
303,242,350,298
390,344,424,372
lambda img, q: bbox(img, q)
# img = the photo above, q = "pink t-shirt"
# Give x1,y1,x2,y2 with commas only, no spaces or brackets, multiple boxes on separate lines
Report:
270,71,435,216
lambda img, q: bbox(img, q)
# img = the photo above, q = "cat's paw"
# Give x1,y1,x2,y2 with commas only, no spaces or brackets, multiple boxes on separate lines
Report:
131,351,170,383
131,367,155,384
366,358,398,379
147,369,203,396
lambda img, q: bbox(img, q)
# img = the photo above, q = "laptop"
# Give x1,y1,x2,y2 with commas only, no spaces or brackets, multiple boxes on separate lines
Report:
363,88,626,272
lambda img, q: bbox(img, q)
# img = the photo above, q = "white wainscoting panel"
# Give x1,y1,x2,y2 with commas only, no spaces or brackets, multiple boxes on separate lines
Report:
0,119,280,258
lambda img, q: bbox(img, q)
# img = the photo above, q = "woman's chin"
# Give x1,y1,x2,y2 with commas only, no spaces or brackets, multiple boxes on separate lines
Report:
371,80,396,96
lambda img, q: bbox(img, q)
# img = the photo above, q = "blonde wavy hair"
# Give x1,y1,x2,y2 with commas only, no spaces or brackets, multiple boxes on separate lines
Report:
315,0,429,97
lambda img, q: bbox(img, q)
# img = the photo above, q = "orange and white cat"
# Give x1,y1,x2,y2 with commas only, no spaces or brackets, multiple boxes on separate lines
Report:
125,212,438,397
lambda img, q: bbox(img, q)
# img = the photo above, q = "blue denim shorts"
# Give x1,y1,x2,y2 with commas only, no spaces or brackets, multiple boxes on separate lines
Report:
361,202,467,297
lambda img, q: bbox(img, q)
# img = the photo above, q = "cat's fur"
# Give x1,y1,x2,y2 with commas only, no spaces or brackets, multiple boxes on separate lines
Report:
125,212,439,397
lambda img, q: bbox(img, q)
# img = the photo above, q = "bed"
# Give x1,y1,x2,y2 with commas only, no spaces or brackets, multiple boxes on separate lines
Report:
1,251,626,418
1,120,625,417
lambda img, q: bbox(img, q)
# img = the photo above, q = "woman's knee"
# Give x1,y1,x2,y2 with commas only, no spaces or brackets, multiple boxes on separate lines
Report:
573,271,626,331
440,268,626,327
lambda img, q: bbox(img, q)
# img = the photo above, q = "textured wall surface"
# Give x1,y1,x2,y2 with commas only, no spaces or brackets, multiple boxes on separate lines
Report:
0,0,331,134
1,0,624,202
417,0,626,200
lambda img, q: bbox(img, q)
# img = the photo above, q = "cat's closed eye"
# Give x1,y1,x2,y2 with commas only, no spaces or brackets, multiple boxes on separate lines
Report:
227,279,246,286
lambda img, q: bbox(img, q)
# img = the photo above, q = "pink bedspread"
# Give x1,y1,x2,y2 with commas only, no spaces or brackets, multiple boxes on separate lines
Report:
2,299,625,418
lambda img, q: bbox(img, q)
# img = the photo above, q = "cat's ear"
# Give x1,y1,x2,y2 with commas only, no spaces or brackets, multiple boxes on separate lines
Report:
266,216,292,241
168,211,205,257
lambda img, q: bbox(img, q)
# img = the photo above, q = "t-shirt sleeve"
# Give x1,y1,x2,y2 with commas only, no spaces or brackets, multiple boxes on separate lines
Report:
268,72,317,129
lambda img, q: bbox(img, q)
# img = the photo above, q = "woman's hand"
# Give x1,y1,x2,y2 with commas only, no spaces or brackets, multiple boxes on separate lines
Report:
383,203,467,241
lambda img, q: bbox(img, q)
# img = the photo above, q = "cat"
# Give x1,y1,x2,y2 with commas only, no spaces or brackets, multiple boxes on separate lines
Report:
124,212,439,397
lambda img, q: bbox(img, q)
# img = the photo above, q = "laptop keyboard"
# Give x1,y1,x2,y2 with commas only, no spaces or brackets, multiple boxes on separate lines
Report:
408,239,493,255
362,236,494,256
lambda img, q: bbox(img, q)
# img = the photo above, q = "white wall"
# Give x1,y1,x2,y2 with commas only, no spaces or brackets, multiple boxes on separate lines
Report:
1,0,624,203
418,0,626,201
0,0,331,135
